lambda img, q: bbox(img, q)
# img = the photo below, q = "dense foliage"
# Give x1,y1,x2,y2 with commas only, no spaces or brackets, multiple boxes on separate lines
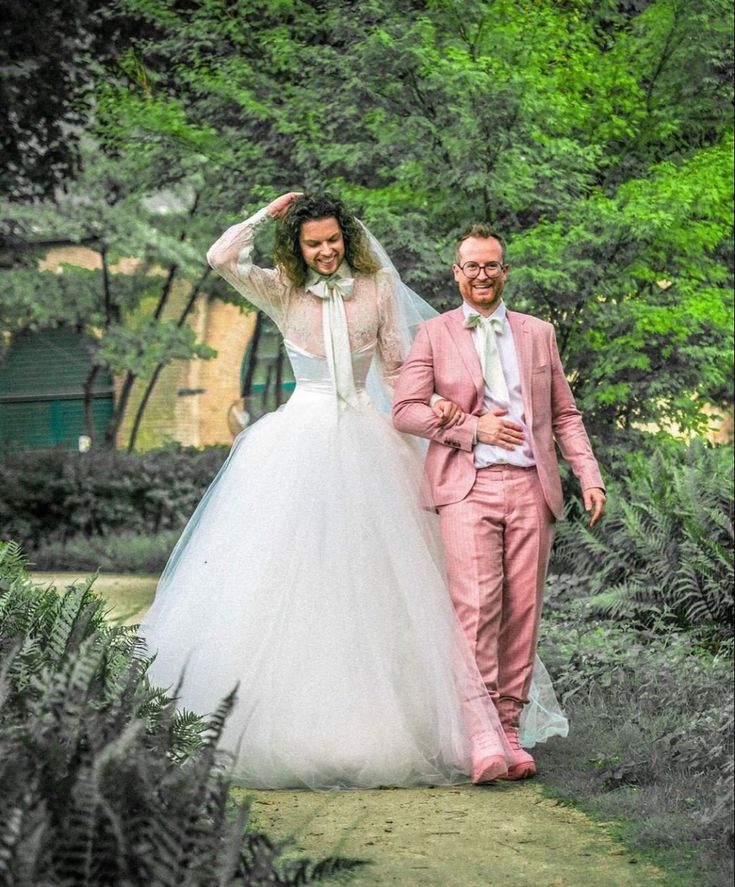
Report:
1,0,732,447
553,441,734,636
29,530,181,573
0,541,363,886
538,576,734,885
0,1,158,201
0,445,228,552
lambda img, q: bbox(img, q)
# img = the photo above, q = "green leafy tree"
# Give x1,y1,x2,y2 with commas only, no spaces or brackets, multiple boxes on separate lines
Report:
510,135,734,444
0,0,159,201
0,139,221,448
121,0,732,444
3,0,732,450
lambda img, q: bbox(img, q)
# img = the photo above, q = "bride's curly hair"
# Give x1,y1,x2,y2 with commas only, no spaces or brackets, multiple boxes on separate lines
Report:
273,193,381,288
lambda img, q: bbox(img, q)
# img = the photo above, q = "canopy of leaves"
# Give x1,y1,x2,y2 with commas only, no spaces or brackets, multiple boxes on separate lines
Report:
2,0,732,447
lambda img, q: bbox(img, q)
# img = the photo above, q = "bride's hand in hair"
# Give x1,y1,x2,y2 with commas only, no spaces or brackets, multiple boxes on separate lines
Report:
267,192,304,219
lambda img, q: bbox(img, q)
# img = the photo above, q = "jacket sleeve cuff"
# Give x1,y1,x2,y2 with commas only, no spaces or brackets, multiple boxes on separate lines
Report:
438,415,477,452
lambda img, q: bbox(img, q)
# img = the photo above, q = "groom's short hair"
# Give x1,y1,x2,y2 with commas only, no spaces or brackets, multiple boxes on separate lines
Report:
456,224,507,264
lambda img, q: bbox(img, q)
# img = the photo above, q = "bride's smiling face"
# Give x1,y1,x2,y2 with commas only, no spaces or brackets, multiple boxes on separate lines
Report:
299,217,345,277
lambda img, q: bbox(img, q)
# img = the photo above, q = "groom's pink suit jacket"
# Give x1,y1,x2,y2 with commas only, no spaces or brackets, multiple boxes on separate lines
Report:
393,306,604,513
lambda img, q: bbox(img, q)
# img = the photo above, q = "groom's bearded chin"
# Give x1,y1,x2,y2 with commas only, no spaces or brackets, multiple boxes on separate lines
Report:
473,277,504,303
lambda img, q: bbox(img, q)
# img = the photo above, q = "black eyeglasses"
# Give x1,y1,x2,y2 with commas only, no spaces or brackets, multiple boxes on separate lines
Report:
458,261,506,279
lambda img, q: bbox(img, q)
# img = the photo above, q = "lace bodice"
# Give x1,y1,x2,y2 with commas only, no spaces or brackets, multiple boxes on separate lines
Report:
206,208,404,392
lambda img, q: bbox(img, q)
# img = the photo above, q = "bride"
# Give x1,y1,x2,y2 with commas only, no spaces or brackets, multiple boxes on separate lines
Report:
141,191,565,790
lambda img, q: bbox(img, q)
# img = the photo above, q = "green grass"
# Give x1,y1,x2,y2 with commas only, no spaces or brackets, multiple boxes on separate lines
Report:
30,530,180,573
535,706,730,886
30,571,157,625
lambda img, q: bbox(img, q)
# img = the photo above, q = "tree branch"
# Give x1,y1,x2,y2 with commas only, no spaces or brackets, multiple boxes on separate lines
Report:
126,267,212,452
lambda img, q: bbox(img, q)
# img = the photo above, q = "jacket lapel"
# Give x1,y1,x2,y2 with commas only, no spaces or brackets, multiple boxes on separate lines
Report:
445,306,485,398
507,309,533,425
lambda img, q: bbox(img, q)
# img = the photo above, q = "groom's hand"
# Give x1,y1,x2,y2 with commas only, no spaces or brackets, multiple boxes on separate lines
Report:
583,487,606,527
477,409,525,450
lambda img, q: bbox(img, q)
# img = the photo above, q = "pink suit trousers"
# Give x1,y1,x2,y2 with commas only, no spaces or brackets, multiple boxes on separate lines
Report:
438,464,555,726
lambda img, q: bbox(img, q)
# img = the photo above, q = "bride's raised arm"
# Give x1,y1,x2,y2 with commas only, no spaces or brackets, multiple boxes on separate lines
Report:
206,204,290,325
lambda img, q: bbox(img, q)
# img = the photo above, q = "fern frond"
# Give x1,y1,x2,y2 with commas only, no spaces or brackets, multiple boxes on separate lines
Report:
553,442,734,634
0,540,28,587
202,686,237,748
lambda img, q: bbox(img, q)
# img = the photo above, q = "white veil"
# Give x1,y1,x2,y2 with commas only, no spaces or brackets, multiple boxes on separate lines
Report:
357,221,438,413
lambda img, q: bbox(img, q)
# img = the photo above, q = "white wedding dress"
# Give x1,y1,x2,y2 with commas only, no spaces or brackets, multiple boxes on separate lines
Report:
140,209,567,790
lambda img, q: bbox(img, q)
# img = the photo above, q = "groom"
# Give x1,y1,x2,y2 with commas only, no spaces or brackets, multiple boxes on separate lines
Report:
393,224,605,780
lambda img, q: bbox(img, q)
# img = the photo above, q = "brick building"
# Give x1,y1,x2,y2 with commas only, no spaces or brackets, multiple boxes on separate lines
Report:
0,246,260,451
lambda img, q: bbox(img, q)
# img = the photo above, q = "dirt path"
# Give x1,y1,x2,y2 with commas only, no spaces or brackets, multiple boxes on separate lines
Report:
241,782,665,886
34,573,666,885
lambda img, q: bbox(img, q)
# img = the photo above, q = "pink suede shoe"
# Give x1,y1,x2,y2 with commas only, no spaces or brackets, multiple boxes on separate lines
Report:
498,728,537,781
471,754,508,784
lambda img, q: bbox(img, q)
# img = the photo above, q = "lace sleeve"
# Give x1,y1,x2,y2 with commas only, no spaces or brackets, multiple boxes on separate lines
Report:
375,269,406,397
206,206,289,326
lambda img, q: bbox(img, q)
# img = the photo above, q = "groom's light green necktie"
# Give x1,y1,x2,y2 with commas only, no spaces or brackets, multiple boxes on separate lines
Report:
464,312,510,404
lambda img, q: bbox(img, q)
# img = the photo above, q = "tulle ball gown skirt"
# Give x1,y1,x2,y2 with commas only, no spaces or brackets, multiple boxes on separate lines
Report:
141,384,513,789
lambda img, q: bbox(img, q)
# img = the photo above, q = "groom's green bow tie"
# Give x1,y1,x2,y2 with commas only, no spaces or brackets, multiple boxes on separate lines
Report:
464,313,503,332
306,271,354,300
463,311,510,402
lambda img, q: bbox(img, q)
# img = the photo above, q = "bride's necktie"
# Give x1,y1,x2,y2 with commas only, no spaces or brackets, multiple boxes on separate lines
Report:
306,269,358,410
464,313,510,404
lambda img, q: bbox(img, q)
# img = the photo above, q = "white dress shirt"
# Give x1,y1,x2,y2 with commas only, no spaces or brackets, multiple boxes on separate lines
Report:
463,301,536,468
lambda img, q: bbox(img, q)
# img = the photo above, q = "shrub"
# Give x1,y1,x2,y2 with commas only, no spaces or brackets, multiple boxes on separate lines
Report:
0,445,229,551
552,441,734,635
537,583,734,884
0,541,363,886
30,530,180,573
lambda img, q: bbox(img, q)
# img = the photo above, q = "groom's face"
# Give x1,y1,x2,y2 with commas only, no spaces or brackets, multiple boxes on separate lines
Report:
453,236,508,315
299,216,346,277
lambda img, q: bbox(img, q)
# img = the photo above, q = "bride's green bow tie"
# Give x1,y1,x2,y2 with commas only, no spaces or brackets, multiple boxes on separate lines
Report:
306,271,354,300
464,313,503,332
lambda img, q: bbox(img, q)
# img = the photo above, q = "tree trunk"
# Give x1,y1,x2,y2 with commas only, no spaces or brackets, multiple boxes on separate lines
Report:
242,311,263,397
153,263,178,321
105,370,136,448
126,364,163,453
82,362,100,446
275,340,285,407
126,267,211,452
262,363,272,410
100,245,120,325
